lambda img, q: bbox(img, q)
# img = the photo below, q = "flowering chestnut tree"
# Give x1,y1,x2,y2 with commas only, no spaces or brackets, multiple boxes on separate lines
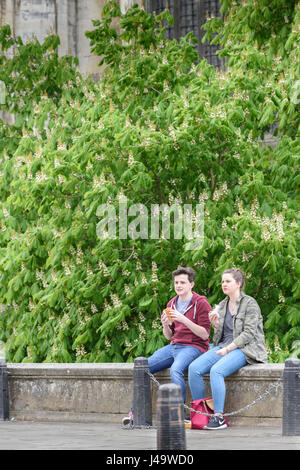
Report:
0,1,299,363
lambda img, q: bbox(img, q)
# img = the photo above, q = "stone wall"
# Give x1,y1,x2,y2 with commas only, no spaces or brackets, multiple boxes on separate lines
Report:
7,362,283,425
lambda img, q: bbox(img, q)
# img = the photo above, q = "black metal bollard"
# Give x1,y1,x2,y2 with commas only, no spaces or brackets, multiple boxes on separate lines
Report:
156,383,186,450
282,358,300,436
0,358,9,421
133,357,152,428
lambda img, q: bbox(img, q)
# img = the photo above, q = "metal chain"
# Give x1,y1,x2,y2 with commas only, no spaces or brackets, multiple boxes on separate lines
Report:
146,370,282,418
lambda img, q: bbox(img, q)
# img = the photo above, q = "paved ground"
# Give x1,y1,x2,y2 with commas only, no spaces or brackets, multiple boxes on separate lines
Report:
0,420,299,451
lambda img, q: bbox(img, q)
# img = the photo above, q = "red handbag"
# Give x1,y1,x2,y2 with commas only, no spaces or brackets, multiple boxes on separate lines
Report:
190,397,215,429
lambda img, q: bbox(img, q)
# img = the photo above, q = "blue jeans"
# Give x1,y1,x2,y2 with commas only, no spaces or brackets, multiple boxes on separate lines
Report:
188,346,247,413
148,344,202,403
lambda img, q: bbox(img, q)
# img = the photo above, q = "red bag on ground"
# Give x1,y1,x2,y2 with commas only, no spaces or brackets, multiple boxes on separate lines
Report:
190,397,229,429
190,397,214,429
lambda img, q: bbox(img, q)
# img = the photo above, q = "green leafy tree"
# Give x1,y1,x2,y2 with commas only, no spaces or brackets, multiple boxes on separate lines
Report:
0,1,298,363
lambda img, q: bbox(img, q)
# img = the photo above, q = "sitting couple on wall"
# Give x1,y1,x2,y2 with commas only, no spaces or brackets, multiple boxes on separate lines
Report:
123,266,268,430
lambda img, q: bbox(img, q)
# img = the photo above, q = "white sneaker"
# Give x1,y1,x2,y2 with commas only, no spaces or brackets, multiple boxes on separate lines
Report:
122,416,132,426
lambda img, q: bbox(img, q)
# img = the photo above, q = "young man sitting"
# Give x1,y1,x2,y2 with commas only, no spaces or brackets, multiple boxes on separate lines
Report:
123,266,211,425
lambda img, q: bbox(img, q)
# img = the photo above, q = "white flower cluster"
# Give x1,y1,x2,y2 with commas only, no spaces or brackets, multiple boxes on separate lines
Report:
36,270,48,288
136,260,142,270
103,299,111,312
152,320,161,329
86,264,93,277
76,345,87,357
242,252,254,262
124,284,132,296
138,323,146,342
199,191,209,204
90,303,98,314
33,145,42,159
182,95,189,109
57,175,65,185
0,304,7,313
93,173,106,188
69,100,80,110
181,118,188,129
138,312,145,322
225,237,231,250
243,231,251,240
110,293,122,308
98,260,110,277
210,105,226,119
236,199,244,214
53,229,62,239
2,207,9,218
62,260,71,276
35,171,48,183
163,81,170,92
54,158,61,168
152,261,158,283
57,142,67,151
143,136,152,147
250,196,260,222
259,212,285,242
57,312,69,329
128,153,135,166
213,182,228,201
168,125,177,141
146,120,156,132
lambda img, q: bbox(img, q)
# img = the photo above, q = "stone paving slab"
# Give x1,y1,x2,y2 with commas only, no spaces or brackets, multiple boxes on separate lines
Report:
0,421,299,450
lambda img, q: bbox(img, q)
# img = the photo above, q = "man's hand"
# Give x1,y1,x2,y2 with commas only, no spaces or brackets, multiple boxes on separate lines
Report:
161,310,173,340
169,307,209,340
168,307,186,323
161,310,172,327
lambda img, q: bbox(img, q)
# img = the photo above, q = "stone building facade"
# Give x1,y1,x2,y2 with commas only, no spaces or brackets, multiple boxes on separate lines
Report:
0,0,109,76
0,0,278,146
0,0,223,75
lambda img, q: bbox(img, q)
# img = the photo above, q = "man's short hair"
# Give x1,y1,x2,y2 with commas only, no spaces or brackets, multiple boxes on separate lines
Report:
172,266,196,283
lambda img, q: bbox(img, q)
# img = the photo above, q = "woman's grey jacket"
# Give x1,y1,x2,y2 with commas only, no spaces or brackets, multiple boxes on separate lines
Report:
213,292,268,364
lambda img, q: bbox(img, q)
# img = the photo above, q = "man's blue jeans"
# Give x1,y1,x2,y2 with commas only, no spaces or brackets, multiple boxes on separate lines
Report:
188,346,247,413
148,344,202,403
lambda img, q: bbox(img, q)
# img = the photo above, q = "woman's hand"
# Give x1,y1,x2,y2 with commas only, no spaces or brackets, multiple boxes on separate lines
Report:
209,309,220,328
215,347,228,356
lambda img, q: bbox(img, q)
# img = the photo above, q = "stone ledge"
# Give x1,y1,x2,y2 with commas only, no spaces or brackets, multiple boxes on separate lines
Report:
7,363,284,425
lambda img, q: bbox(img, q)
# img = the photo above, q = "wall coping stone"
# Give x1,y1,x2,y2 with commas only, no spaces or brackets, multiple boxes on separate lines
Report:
7,363,284,425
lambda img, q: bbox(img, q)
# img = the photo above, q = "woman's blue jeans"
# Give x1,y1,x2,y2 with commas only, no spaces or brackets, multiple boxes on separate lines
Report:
188,346,247,413
148,344,202,403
